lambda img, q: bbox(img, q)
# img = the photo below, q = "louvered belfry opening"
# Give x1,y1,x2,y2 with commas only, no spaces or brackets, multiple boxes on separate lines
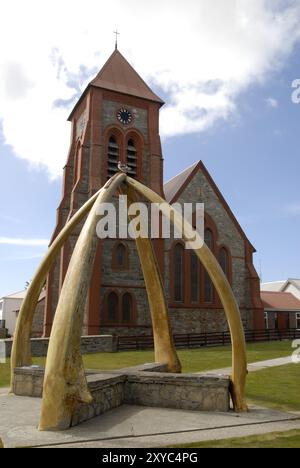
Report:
107,135,119,179
127,139,137,178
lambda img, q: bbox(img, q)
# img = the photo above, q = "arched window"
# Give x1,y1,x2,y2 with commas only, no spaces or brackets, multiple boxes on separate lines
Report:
122,293,132,323
73,141,81,185
107,292,118,323
204,228,214,303
204,228,213,250
190,251,199,303
219,247,229,278
204,272,213,303
127,139,137,178
107,135,119,179
103,291,136,325
113,243,129,270
174,243,184,302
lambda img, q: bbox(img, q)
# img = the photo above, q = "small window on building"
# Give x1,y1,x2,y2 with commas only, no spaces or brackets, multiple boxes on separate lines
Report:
190,251,199,303
274,312,279,330
219,247,229,278
113,243,129,270
174,244,184,302
296,313,300,330
264,311,269,330
107,135,119,179
122,293,132,323
204,271,213,303
204,228,213,250
107,292,118,323
116,244,126,268
204,229,214,303
126,139,137,178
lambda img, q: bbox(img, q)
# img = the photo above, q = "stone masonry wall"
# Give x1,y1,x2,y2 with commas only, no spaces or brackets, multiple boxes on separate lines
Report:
31,299,45,338
98,166,256,336
102,99,151,188
14,366,44,398
1,335,116,358
102,100,148,140
163,167,255,333
100,235,151,330
72,374,126,427
167,308,252,334
124,372,229,412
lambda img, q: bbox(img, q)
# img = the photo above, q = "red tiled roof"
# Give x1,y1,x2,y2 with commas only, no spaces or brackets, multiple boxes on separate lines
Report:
68,49,164,121
91,49,164,104
261,291,300,311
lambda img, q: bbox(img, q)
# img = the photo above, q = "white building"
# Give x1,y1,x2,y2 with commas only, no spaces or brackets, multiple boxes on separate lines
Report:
261,279,300,300
282,279,300,301
261,280,287,292
0,290,27,337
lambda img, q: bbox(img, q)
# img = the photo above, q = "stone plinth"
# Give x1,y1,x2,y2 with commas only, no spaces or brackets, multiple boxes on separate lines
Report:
124,372,229,412
13,363,230,428
14,366,44,398
71,373,126,427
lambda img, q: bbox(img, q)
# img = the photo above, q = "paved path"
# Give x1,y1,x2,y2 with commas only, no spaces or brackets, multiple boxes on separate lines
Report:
0,393,299,448
198,356,293,377
53,418,300,448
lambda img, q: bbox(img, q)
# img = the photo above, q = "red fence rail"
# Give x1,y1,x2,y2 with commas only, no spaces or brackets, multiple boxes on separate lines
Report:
117,328,300,351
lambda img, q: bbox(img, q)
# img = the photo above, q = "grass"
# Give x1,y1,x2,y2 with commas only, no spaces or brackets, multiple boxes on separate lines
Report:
172,361,300,448
0,340,294,388
246,363,300,413
170,429,300,448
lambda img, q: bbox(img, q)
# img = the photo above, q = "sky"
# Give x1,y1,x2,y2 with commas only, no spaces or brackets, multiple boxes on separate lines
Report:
0,0,300,297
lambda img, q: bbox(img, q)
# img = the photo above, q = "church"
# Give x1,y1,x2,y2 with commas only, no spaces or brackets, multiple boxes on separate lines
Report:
42,48,265,338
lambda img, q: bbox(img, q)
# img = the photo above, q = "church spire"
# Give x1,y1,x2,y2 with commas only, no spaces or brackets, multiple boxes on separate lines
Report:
90,49,164,104
113,29,120,50
68,48,164,121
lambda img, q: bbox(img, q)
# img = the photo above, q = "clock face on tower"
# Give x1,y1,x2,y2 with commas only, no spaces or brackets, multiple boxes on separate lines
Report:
117,108,133,125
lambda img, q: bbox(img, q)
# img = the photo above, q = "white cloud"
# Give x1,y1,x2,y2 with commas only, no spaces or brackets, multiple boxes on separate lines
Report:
266,97,279,108
0,237,49,246
0,0,300,178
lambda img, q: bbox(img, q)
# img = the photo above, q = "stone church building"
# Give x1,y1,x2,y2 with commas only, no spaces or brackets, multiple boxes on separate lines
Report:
43,49,264,338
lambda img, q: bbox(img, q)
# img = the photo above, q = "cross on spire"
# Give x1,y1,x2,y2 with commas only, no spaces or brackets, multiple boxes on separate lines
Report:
113,29,120,50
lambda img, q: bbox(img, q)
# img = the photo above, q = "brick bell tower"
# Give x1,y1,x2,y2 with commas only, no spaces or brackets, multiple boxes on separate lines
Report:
43,49,165,337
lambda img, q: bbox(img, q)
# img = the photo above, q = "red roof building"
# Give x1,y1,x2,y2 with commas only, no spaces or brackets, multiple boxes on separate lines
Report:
261,291,300,311
261,291,300,330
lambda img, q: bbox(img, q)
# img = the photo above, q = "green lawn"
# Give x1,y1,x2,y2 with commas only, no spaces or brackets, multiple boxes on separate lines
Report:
172,362,300,448
0,340,294,388
246,363,300,412
171,429,300,448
